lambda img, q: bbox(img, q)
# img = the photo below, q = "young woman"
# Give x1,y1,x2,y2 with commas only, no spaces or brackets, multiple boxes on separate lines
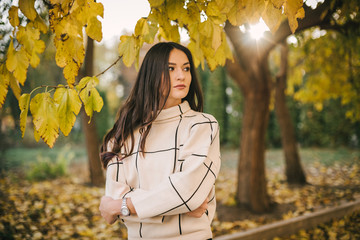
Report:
99,42,221,240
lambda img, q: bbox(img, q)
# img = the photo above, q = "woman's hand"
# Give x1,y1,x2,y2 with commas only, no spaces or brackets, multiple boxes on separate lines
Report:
99,196,122,224
186,198,208,218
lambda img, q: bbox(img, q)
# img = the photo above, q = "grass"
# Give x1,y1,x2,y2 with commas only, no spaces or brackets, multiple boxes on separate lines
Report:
2,145,359,175
221,147,360,170
1,144,87,172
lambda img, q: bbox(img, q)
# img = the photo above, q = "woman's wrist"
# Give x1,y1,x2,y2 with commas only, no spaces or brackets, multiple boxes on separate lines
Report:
126,198,136,215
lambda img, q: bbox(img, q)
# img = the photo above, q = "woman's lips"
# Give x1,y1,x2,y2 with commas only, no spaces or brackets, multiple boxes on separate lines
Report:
174,84,186,89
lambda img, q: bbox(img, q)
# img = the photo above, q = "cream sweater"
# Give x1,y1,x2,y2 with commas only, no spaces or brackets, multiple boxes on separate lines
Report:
105,101,221,240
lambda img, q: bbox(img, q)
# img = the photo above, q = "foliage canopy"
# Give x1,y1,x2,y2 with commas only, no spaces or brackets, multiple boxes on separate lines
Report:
0,0,305,147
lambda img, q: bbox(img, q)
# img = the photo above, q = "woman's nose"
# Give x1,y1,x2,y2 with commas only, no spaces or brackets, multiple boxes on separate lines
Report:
176,68,185,80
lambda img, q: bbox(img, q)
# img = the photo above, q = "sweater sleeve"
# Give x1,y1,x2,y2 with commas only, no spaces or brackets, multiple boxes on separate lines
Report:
129,115,221,219
105,150,163,223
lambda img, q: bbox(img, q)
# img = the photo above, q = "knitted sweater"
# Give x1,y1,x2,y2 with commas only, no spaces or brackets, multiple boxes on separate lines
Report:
105,101,221,240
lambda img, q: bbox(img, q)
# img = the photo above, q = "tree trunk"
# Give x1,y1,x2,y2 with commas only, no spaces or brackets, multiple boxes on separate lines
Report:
238,85,271,212
225,24,272,211
80,36,105,186
275,42,306,184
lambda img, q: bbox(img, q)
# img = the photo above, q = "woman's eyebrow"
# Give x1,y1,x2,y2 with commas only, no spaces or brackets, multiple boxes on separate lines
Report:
168,62,190,66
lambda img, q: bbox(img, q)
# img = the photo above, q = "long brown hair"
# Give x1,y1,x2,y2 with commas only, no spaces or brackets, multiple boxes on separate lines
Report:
100,42,203,168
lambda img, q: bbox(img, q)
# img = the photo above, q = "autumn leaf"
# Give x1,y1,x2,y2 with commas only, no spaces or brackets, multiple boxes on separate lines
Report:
8,6,20,27
212,24,222,52
19,93,30,137
30,92,59,148
17,24,46,68
6,40,29,85
149,0,165,7
54,86,82,136
118,35,137,67
86,16,102,42
19,0,37,21
0,64,11,108
9,76,21,100
77,76,103,122
33,14,48,34
284,0,304,33
262,1,284,33
227,1,247,26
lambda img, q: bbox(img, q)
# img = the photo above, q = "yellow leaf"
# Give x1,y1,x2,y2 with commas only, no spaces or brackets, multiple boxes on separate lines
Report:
227,0,247,26
63,60,80,87
135,18,149,37
262,1,284,33
245,0,265,24
33,14,48,34
0,64,11,108
206,1,227,24
118,35,137,67
212,24,222,52
271,0,285,9
19,93,30,137
54,86,82,136
9,75,21,100
54,36,84,84
17,24,45,68
86,17,102,42
215,0,235,14
166,0,186,22
6,41,29,85
79,77,103,122
76,76,92,91
149,0,165,7
199,20,213,38
54,15,82,38
30,92,59,148
19,0,37,21
34,128,40,142
284,0,304,33
187,40,204,69
9,6,20,27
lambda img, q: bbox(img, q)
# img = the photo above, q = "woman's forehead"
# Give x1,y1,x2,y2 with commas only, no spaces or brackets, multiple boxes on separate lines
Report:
168,48,189,65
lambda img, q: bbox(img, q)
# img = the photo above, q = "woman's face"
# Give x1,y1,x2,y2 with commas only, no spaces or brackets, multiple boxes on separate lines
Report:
164,48,192,109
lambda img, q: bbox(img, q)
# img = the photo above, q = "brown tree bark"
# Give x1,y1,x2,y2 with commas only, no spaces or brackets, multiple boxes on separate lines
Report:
80,36,105,186
224,27,272,212
224,0,335,212
275,42,306,184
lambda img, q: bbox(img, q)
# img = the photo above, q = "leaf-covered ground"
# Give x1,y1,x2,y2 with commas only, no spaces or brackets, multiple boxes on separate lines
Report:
1,154,360,239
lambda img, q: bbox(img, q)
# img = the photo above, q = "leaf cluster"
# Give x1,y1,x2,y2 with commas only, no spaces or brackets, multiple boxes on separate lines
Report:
118,0,305,71
1,0,104,147
0,0,305,148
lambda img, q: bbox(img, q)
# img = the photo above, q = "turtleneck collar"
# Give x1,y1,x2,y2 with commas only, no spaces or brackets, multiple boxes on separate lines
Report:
154,101,191,122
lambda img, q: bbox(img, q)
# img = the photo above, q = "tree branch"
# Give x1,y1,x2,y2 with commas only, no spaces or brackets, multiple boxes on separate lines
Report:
263,0,336,54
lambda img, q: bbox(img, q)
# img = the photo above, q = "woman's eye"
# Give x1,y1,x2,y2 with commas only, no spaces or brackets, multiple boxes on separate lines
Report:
169,66,174,71
184,67,190,72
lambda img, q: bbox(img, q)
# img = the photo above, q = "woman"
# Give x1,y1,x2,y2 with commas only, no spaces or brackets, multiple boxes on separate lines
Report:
99,42,221,240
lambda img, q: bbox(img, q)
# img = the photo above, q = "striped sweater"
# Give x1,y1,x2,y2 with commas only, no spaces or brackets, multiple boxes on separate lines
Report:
105,101,221,240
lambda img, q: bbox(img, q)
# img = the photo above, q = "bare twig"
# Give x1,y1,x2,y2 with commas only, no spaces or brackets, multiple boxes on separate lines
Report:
95,55,122,78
